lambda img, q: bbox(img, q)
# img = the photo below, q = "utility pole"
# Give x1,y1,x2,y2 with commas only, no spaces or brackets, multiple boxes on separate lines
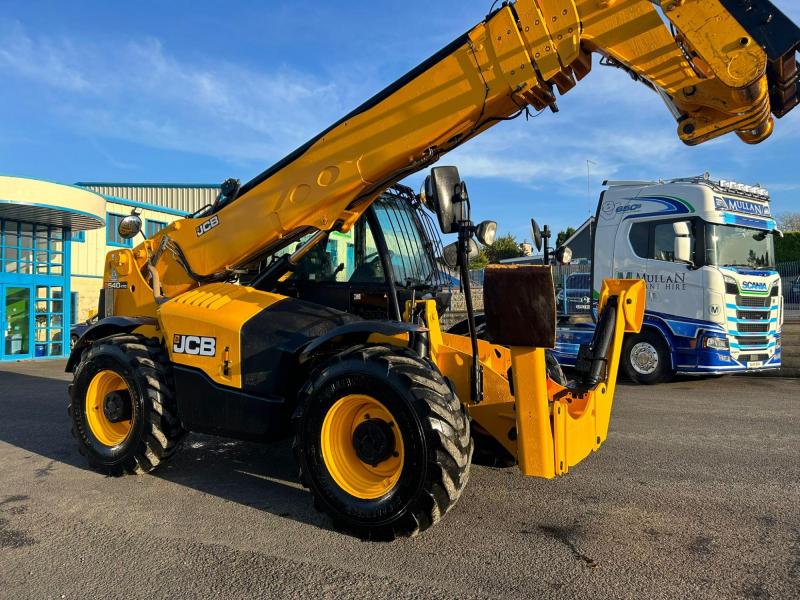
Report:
586,159,597,217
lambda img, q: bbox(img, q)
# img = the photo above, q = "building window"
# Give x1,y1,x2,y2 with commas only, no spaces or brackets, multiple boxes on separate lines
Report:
34,285,65,357
107,213,133,248
2,221,65,275
146,220,167,238
70,230,86,243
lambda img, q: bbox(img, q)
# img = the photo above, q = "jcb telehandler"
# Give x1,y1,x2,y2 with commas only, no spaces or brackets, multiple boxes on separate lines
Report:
67,1,799,538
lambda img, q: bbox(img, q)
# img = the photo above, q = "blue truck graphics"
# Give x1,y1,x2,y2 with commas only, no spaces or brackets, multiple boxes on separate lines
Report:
555,176,782,383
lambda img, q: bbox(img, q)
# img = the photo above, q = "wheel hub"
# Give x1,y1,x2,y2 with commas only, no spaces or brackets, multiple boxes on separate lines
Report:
352,419,396,467
103,390,132,423
631,342,658,375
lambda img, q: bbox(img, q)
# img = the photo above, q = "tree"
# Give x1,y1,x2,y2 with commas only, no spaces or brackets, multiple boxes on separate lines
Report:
485,234,524,263
776,232,800,263
777,212,800,232
469,249,489,270
556,226,576,248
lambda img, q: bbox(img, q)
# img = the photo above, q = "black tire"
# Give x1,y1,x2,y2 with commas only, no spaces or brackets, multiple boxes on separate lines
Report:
621,329,673,385
70,334,79,351
293,344,473,540
473,349,565,468
68,334,185,475
546,349,568,386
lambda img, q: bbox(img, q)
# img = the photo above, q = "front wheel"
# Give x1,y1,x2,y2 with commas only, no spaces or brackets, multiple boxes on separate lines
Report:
621,330,673,385
293,345,473,540
68,334,185,475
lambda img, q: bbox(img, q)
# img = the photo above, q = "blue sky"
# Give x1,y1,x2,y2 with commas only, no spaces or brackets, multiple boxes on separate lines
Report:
1,0,798,243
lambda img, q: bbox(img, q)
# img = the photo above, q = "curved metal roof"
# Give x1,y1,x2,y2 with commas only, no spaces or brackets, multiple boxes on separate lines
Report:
0,176,105,230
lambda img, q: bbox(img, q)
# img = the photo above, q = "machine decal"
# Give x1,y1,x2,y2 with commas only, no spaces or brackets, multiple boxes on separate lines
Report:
196,215,220,237
714,196,771,217
621,195,695,220
616,270,688,292
173,335,217,357
107,281,128,290
721,212,775,230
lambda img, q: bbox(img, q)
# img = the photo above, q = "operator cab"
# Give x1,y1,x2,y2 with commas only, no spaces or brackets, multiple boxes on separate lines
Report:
267,186,453,320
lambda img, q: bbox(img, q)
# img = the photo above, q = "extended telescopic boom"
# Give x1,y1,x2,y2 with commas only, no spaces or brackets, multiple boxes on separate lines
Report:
128,0,799,301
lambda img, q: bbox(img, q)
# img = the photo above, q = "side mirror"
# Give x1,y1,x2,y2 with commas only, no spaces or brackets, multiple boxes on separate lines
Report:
530,219,543,253
673,221,692,264
118,210,143,240
475,220,497,246
555,246,573,265
420,166,467,234
442,239,480,268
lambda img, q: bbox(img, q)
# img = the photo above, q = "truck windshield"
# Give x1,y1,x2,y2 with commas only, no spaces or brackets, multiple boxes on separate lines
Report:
705,224,775,269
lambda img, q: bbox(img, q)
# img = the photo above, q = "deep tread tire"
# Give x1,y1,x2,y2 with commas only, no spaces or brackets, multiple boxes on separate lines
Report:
293,344,473,540
68,334,185,475
621,329,674,385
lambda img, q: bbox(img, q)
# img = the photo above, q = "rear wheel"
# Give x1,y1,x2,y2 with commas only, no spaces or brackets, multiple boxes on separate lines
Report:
622,330,673,385
68,334,185,475
293,345,472,540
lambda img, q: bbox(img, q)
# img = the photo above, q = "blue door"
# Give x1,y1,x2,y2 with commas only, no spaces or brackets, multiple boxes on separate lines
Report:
2,285,34,360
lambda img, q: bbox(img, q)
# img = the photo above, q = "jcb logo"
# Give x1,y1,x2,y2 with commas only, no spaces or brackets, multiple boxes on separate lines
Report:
173,335,216,357
196,215,220,237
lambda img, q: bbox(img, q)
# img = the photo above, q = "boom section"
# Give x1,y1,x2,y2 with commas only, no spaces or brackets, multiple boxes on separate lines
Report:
129,0,797,298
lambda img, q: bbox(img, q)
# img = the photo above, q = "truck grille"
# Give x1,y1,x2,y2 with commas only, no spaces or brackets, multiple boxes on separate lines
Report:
738,354,769,362
737,296,770,308
736,322,770,333
736,336,770,347
737,309,770,320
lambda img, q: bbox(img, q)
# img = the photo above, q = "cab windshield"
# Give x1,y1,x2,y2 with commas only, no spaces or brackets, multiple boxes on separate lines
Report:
287,193,442,287
705,224,776,269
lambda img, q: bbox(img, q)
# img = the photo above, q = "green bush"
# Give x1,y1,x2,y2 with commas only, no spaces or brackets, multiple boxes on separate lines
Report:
777,232,800,263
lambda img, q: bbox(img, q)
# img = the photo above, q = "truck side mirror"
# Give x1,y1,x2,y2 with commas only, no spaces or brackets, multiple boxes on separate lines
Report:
420,166,467,234
673,221,692,265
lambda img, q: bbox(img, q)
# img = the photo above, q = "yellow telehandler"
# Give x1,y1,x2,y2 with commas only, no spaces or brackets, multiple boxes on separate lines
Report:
67,1,799,538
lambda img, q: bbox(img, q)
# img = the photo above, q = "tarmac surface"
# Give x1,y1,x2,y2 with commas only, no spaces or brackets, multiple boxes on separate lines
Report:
0,360,798,599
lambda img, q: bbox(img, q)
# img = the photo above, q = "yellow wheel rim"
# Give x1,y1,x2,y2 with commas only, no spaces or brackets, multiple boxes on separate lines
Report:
85,370,134,447
320,394,405,500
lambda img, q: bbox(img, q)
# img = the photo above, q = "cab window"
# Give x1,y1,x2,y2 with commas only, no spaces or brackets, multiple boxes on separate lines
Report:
628,219,696,264
289,219,383,284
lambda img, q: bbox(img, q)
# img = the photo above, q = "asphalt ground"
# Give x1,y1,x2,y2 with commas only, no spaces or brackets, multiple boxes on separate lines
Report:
0,360,798,599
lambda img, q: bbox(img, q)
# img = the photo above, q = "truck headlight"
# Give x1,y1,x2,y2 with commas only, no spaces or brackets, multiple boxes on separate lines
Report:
723,275,738,295
771,280,780,297
703,336,729,350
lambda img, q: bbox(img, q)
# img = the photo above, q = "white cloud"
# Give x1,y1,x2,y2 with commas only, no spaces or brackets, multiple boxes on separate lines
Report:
0,15,796,196
0,21,92,92
0,20,355,168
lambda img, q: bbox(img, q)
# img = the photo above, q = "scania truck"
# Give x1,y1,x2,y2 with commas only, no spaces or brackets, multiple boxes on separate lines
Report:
554,175,783,384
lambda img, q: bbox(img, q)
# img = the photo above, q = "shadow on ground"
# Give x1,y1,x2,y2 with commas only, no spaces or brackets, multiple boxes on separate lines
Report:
0,369,332,533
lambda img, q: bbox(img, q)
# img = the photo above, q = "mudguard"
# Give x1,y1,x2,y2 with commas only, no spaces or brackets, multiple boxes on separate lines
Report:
65,316,158,372
298,321,426,364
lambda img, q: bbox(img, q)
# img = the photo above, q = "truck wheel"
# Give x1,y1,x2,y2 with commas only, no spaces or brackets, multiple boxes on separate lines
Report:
622,330,673,385
293,344,473,540
68,334,185,475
